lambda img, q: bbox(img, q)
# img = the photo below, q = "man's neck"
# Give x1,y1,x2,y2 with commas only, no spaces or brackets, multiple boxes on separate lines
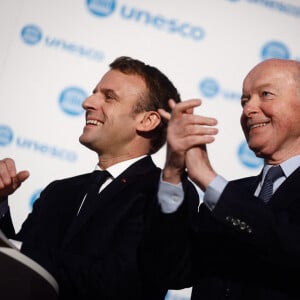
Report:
98,153,148,169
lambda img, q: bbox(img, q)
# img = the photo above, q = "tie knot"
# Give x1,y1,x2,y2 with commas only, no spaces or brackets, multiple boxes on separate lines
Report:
90,170,111,185
264,165,284,183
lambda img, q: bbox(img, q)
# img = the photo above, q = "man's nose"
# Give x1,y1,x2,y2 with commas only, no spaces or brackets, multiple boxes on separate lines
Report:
243,97,260,117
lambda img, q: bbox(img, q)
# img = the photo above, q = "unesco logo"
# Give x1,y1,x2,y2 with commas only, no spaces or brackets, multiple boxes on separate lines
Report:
226,0,300,18
199,78,220,98
0,124,77,162
58,87,86,116
261,41,290,60
86,0,205,42
20,24,105,62
0,125,14,146
199,78,240,101
238,140,263,169
20,24,43,45
86,0,116,17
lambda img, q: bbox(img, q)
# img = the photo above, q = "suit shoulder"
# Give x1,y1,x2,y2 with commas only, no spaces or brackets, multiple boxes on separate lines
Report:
43,173,90,190
231,175,258,184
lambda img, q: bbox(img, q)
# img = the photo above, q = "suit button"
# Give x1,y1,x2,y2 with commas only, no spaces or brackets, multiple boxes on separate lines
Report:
225,287,230,297
232,218,239,226
240,221,247,230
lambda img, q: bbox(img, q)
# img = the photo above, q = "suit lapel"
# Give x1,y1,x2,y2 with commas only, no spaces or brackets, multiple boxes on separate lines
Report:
63,156,157,245
231,174,261,196
244,167,300,209
269,166,300,209
93,155,157,211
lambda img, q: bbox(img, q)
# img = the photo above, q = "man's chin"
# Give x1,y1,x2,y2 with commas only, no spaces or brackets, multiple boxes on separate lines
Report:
79,136,90,148
248,143,263,157
250,145,268,159
79,135,85,145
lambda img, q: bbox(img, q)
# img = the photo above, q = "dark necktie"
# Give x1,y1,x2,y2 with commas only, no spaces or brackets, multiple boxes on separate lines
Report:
258,165,284,203
78,170,110,215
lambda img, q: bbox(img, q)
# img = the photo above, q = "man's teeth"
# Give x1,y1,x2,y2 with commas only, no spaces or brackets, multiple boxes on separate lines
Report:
86,120,101,126
250,122,268,129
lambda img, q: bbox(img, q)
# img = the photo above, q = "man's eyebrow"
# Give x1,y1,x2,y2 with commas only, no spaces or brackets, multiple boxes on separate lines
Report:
102,88,118,96
92,87,118,96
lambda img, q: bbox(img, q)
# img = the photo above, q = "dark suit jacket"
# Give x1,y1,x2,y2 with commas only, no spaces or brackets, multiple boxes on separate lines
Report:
1,156,167,300
141,167,300,300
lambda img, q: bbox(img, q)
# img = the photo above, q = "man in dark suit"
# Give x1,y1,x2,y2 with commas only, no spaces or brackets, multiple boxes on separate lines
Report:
0,56,186,299
141,58,300,299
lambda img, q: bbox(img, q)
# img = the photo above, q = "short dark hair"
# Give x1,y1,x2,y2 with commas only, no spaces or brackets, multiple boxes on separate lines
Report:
110,56,181,154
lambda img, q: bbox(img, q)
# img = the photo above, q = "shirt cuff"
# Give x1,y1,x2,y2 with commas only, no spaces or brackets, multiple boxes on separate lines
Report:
158,173,184,214
203,175,228,210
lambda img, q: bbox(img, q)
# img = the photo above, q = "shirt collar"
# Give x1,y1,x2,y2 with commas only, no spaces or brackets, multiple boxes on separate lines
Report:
94,155,147,179
263,154,300,178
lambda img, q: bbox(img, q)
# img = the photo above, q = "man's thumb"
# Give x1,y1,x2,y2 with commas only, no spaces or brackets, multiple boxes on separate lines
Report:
17,170,30,184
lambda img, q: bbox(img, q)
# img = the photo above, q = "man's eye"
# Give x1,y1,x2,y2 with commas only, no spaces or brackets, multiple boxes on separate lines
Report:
105,94,114,100
241,98,249,107
262,91,272,97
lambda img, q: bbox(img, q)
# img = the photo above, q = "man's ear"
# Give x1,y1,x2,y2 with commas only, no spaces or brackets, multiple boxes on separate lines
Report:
136,111,161,132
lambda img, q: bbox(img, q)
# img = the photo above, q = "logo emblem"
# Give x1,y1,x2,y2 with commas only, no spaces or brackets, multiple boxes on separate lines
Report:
199,78,220,98
261,41,290,60
58,87,87,116
0,125,14,146
20,24,43,45
86,0,116,17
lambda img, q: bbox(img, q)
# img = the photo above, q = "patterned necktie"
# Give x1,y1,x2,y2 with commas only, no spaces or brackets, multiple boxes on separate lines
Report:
258,165,284,203
78,170,110,215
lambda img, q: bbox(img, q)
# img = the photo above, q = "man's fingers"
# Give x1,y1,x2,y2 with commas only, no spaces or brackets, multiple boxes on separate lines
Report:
158,108,171,121
0,158,16,178
185,123,219,136
0,158,30,193
159,99,204,122
17,170,30,184
172,99,202,117
168,99,177,109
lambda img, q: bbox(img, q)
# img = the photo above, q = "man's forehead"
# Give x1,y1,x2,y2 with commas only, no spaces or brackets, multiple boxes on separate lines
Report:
99,69,144,85
94,70,146,97
243,67,289,89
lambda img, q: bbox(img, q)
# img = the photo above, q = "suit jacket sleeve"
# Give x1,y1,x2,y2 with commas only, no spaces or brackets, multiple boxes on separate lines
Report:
140,173,200,290
13,162,164,300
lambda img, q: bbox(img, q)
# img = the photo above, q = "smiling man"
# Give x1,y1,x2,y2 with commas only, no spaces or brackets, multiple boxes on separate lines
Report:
141,58,300,300
240,59,300,163
0,56,187,300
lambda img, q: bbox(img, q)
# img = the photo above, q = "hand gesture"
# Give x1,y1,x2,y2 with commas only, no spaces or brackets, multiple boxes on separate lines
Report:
0,158,30,199
159,99,217,184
